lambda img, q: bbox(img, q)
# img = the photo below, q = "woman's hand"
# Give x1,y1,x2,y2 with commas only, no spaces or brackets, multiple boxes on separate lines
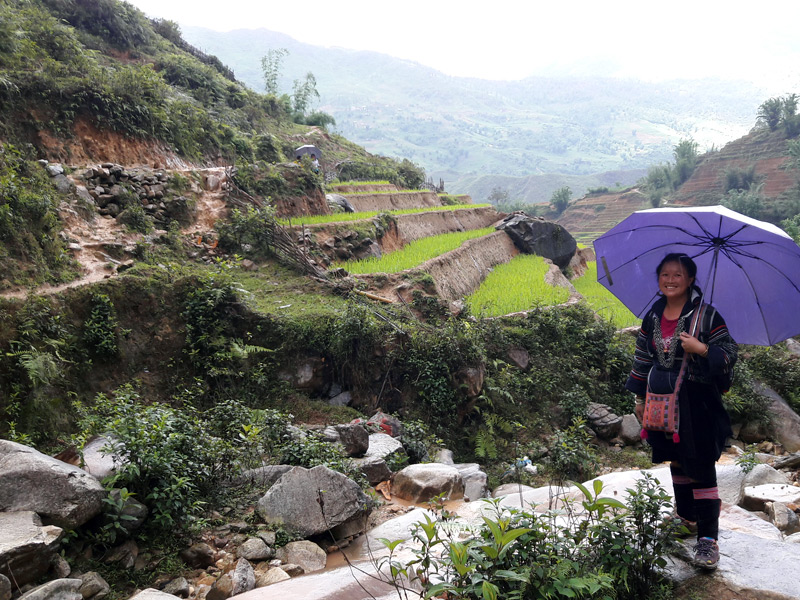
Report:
635,402,645,423
679,332,708,355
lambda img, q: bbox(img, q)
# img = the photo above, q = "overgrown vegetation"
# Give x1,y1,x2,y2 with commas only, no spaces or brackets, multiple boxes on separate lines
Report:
381,473,679,600
0,143,77,288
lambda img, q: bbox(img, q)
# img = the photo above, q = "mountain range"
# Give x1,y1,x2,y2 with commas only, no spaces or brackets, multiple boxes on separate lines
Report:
183,26,769,202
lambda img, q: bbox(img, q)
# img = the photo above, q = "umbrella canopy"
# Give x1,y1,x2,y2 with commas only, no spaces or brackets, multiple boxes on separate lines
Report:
593,205,800,346
295,145,321,160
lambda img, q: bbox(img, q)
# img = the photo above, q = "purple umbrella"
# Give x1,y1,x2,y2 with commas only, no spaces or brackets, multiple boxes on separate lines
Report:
593,205,800,346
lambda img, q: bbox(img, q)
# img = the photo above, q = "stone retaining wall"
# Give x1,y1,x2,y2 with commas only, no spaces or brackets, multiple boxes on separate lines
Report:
393,207,503,244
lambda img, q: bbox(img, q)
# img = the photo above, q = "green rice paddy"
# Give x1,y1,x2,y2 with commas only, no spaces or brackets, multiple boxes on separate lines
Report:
573,261,639,328
338,227,495,274
466,254,570,316
277,204,489,226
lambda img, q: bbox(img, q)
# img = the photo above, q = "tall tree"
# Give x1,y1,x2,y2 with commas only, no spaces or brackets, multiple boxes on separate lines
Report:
261,48,288,96
292,72,320,116
757,97,782,131
551,186,571,214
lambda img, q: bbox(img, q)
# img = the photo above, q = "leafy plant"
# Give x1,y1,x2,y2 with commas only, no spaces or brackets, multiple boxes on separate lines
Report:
83,293,122,359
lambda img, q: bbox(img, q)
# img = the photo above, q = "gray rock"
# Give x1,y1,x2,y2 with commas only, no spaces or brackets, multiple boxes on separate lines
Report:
743,463,790,488
454,463,488,501
393,464,465,503
349,455,392,485
454,365,485,399
108,489,147,534
230,558,255,596
237,538,273,561
254,567,290,588
328,391,352,407
0,574,10,600
46,164,64,177
775,453,800,469
506,347,530,370
79,572,109,599
18,580,81,600
179,542,215,569
0,511,63,587
256,531,276,546
103,540,137,569
53,174,72,194
0,441,106,529
81,437,120,479
765,501,800,534
74,186,94,204
435,449,455,465
786,532,800,544
754,382,800,452
160,578,188,598
256,466,371,537
675,529,800,599
206,575,232,600
365,508,436,551
741,483,800,512
275,540,326,574
52,555,71,579
129,589,182,600
236,465,293,489
492,483,536,498
618,414,642,445
321,424,369,457
364,433,404,460
496,214,577,268
326,194,355,213
585,403,622,440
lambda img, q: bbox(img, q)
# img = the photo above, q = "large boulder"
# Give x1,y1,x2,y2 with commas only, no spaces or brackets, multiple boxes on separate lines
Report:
0,512,63,587
741,483,800,512
392,464,465,503
754,382,800,452
256,466,371,537
0,440,106,528
18,579,82,600
349,455,392,486
495,214,577,268
453,463,488,501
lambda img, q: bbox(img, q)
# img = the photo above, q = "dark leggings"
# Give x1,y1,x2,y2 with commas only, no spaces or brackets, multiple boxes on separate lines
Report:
670,462,720,540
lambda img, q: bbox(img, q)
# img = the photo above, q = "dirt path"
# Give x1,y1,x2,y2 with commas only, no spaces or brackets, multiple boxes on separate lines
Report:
0,167,230,300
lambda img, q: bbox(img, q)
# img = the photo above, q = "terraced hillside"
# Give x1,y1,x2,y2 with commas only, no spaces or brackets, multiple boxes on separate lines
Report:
556,188,650,244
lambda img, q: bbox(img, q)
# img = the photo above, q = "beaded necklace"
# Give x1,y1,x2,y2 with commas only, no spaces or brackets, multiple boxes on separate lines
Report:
653,311,690,369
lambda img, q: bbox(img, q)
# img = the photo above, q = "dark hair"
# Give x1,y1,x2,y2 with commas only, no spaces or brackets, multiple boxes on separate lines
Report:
655,252,697,280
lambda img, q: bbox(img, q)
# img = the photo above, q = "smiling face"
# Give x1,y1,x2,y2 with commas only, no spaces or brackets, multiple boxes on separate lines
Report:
658,260,694,303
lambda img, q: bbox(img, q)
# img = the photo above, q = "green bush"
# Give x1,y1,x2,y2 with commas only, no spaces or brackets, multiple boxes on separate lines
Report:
0,144,75,288
217,206,278,259
83,293,120,359
117,202,153,234
382,473,677,600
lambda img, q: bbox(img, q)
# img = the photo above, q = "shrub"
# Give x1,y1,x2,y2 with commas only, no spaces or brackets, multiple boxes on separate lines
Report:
83,293,120,359
382,473,677,600
547,418,598,482
117,202,153,233
217,205,278,259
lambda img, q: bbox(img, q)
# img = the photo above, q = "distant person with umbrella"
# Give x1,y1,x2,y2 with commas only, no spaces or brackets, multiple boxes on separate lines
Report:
593,206,800,571
625,252,737,570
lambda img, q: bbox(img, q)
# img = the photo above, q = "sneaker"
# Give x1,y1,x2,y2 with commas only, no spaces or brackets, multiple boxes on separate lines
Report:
664,513,698,538
693,537,719,570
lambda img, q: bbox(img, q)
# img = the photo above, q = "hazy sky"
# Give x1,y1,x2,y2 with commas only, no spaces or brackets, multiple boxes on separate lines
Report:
128,0,800,89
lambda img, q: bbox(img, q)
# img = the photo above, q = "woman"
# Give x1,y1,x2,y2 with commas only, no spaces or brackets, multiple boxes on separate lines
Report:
625,253,737,570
